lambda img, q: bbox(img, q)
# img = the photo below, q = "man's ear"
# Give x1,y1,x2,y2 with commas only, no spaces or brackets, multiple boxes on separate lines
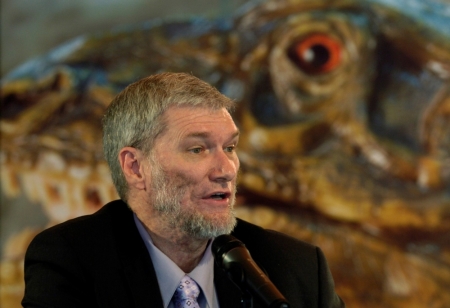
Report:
118,147,147,190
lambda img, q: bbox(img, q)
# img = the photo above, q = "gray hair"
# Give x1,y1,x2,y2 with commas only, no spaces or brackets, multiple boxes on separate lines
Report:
102,72,235,201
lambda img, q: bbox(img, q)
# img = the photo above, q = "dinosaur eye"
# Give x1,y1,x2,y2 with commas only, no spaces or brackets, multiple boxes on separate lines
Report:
289,33,342,74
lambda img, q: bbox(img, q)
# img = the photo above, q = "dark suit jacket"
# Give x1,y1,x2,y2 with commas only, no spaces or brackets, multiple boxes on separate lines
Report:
22,200,344,308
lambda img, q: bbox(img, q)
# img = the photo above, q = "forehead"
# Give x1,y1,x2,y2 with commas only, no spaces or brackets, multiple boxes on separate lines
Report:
161,105,238,137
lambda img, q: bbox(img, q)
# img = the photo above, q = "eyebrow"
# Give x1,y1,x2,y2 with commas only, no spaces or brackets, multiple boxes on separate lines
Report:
185,130,240,140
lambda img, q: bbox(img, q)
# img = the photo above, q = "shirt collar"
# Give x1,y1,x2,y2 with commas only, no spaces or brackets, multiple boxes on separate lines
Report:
134,214,217,308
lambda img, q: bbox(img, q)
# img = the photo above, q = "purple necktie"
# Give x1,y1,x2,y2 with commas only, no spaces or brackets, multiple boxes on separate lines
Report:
172,275,201,308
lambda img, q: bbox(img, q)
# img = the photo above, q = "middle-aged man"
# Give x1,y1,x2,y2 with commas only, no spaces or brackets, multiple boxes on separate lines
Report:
22,72,345,307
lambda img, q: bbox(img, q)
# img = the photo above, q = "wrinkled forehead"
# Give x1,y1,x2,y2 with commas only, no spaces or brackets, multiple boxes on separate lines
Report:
160,104,234,124
158,105,237,138
166,105,234,126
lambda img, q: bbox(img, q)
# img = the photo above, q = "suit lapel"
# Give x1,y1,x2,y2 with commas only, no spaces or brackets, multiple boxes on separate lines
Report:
110,201,164,307
107,202,258,308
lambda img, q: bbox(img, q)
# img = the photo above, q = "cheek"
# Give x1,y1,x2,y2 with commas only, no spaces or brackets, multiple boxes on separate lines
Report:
232,157,240,176
168,168,202,188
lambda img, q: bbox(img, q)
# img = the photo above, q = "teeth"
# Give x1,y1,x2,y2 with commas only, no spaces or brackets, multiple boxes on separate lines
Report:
0,150,119,224
211,193,225,199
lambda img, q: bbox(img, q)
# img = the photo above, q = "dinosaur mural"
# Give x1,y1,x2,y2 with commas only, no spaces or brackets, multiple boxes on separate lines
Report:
1,0,449,306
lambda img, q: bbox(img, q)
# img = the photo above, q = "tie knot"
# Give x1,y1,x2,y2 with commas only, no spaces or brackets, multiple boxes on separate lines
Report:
173,275,201,308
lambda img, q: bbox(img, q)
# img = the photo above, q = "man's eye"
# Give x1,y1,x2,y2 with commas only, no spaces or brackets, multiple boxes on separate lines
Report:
225,146,236,153
189,147,203,154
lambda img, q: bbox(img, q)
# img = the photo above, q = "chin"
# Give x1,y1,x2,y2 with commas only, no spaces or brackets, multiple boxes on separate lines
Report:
186,210,237,239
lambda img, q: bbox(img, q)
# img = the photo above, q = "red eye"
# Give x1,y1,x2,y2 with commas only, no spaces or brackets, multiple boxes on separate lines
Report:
289,33,342,74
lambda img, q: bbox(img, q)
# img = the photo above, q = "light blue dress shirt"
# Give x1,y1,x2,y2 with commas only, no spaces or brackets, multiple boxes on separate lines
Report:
134,214,220,308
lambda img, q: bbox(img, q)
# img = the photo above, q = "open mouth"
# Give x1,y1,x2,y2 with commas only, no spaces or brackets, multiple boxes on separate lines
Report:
209,192,228,200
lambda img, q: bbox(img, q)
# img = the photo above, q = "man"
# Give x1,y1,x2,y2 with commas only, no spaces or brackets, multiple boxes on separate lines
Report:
22,72,344,307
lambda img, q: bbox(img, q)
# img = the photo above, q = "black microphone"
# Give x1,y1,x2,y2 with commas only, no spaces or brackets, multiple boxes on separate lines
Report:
212,234,290,308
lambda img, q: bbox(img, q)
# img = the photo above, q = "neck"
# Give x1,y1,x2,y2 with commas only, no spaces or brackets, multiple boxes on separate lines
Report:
129,195,210,273
144,220,209,273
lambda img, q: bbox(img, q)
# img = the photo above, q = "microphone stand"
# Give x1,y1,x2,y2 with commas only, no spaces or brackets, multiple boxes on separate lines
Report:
241,289,253,308
212,234,290,308
233,263,289,308
240,287,290,308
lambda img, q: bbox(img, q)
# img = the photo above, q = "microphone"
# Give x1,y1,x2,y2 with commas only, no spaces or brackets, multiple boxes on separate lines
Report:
212,234,290,308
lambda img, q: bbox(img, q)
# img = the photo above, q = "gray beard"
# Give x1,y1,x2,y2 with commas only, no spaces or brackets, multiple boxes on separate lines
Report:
149,158,237,239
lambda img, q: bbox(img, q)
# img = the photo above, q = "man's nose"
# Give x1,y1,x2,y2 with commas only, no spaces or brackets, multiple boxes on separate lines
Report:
209,150,239,182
